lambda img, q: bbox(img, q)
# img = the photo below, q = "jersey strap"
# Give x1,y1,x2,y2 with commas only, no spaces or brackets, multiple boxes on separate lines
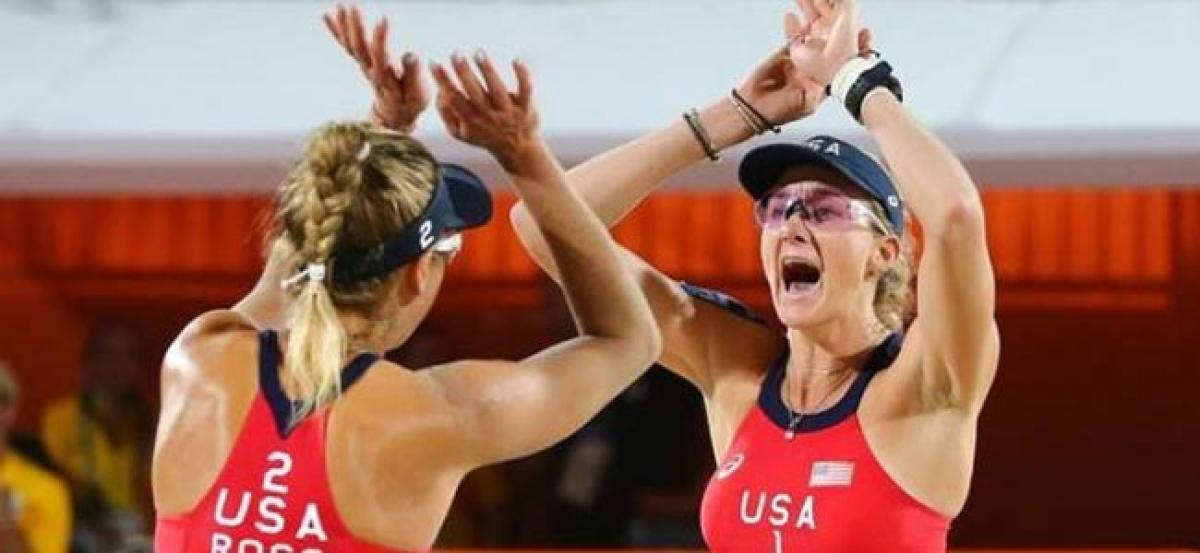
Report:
679,281,767,325
258,329,380,439
758,332,903,434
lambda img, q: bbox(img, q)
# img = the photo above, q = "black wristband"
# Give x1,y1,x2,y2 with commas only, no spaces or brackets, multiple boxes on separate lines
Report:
844,61,903,123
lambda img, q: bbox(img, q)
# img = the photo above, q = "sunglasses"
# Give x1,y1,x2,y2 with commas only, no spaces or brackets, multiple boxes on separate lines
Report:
754,183,891,235
430,233,463,263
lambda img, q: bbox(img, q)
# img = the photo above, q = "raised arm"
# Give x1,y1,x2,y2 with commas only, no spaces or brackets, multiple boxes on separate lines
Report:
233,6,429,328
507,45,834,391
424,52,660,465
864,94,998,410
790,0,999,410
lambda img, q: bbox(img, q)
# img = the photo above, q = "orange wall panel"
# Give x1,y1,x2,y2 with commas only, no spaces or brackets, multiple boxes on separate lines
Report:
1,186,1199,546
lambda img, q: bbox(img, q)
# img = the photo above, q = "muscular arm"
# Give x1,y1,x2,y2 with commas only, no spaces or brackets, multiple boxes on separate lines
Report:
509,45,827,392
861,91,999,410
433,144,660,465
510,97,779,393
427,55,659,467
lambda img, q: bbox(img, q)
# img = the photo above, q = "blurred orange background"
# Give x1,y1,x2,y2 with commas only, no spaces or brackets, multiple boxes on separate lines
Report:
1,185,1198,547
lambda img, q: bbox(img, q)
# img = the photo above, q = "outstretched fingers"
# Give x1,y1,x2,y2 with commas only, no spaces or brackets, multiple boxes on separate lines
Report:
513,58,533,109
450,53,489,106
398,52,426,100
435,92,468,140
367,17,391,80
431,62,472,114
346,5,371,64
321,10,345,51
797,0,821,23
472,51,513,110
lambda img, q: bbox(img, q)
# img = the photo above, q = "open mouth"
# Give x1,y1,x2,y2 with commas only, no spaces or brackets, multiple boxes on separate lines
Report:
780,256,822,296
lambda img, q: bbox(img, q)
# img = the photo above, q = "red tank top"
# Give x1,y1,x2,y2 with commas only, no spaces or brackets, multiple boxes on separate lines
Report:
156,330,410,552
700,334,951,552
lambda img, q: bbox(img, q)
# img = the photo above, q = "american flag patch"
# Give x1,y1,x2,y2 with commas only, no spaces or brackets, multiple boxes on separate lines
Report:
809,461,855,487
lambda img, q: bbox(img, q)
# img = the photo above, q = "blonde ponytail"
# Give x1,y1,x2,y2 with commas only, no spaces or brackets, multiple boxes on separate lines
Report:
287,275,346,420
274,121,439,420
281,122,368,420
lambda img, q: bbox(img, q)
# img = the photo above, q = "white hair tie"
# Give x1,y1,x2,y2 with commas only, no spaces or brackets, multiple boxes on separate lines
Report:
281,262,328,289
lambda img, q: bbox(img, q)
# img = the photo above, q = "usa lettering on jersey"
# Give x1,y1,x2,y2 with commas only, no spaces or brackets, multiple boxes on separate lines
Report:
209,451,329,553
739,489,817,530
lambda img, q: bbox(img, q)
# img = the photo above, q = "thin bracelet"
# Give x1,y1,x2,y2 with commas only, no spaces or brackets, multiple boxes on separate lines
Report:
683,108,720,162
728,96,765,135
730,89,781,134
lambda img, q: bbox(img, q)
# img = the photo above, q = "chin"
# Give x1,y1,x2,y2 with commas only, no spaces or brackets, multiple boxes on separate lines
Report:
773,293,828,330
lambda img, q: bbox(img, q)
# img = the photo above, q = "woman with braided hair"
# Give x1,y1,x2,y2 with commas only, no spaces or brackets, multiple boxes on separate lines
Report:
150,10,660,550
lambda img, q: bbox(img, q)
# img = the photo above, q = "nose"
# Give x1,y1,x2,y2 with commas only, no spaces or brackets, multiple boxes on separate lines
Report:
782,212,812,244
779,201,812,243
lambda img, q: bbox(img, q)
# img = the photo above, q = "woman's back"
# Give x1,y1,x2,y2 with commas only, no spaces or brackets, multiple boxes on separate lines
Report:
153,312,474,550
154,42,660,551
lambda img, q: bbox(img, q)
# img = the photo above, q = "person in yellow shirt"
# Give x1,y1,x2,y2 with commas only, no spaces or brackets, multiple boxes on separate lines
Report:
0,360,71,553
40,325,151,551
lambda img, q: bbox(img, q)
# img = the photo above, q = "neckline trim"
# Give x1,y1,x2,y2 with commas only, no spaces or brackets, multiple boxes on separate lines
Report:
258,329,380,439
757,332,903,434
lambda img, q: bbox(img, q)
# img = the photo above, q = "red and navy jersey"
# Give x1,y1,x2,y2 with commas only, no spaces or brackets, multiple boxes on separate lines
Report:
156,330,408,553
685,285,950,552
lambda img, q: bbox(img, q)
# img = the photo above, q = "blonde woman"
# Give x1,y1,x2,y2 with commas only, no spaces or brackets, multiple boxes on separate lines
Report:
503,0,995,550
151,11,659,551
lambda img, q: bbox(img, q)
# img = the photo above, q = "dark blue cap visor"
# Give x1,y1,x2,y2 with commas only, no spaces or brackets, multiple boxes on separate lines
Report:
332,163,492,284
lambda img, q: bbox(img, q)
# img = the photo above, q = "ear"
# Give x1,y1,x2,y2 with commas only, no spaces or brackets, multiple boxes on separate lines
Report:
868,234,901,278
403,252,437,298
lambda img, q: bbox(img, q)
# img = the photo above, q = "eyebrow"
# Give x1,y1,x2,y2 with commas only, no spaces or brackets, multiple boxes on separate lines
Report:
771,180,848,195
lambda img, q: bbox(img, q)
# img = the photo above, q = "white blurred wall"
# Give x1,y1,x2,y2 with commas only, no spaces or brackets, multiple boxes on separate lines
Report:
2,0,1199,192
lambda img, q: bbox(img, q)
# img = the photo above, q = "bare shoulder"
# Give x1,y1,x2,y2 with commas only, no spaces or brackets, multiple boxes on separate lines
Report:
414,358,520,420
703,305,783,381
162,310,260,384
347,359,459,413
329,359,474,476
337,359,469,437
668,282,786,393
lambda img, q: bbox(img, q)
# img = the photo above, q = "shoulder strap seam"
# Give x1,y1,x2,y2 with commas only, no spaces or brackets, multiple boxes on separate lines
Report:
679,281,768,326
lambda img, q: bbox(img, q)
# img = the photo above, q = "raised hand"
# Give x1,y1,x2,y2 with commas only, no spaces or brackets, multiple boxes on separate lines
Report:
735,46,826,127
323,4,429,133
430,51,539,173
784,0,873,88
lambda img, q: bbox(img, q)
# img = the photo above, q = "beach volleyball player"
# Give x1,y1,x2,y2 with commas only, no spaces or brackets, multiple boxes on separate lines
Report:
509,0,997,550
151,9,660,551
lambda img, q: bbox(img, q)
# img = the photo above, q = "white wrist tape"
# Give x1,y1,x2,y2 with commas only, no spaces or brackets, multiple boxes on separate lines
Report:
829,56,881,104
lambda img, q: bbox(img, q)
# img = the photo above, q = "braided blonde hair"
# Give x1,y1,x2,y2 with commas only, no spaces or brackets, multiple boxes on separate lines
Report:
275,121,438,419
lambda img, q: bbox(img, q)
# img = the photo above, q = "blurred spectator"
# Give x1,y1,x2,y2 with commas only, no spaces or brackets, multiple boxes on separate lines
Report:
616,368,710,547
40,324,152,552
0,359,71,553
548,367,711,547
550,413,621,545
